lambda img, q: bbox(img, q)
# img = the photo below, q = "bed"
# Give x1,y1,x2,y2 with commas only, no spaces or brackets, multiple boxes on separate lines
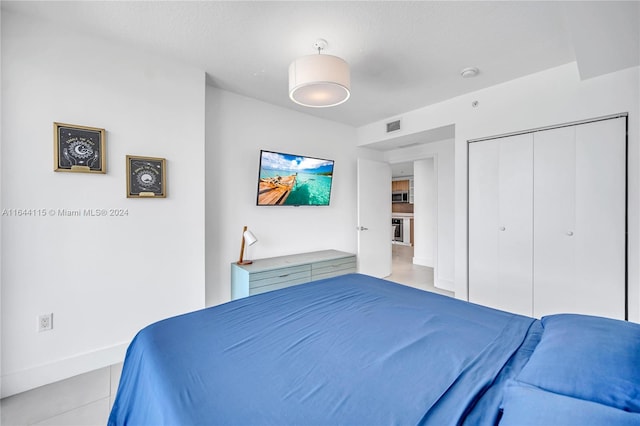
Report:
108,273,640,425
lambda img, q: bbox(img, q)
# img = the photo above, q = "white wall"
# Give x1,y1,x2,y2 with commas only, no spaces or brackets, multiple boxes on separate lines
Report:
384,139,455,290
205,87,358,306
413,159,434,268
1,11,206,397
359,63,640,322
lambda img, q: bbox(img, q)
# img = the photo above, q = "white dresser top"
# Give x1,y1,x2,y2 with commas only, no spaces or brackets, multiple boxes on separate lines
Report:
232,249,355,272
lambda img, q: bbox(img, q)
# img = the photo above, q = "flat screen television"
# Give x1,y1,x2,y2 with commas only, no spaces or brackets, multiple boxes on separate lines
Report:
256,150,334,206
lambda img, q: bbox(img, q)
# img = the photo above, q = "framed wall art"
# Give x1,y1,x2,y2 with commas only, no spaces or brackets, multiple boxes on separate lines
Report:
126,155,167,198
54,122,106,173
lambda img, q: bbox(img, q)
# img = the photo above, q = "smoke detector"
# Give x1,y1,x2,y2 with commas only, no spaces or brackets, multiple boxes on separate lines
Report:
460,67,480,78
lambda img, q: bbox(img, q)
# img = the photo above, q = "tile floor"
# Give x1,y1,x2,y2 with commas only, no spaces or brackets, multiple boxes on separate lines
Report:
0,363,121,426
387,243,454,297
1,247,452,425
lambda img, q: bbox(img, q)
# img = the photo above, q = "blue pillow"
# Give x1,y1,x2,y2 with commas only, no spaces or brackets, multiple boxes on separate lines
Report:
516,314,640,412
499,381,640,426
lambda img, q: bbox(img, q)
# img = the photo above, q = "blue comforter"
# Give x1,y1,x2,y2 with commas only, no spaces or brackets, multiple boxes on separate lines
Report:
107,274,539,425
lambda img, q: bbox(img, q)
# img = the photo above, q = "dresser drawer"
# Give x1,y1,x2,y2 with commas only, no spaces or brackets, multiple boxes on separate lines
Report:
249,265,311,290
249,276,311,295
311,256,357,281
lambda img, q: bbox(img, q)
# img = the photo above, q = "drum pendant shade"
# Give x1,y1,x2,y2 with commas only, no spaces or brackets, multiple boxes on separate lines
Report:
289,53,351,108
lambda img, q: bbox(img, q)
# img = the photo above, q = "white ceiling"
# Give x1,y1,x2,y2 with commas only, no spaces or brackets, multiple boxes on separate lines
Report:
2,1,638,128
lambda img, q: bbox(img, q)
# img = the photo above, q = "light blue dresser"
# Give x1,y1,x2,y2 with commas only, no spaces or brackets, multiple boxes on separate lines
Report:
231,250,357,300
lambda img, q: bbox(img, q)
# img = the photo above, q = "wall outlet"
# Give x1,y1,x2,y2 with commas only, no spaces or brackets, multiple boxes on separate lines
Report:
38,313,53,332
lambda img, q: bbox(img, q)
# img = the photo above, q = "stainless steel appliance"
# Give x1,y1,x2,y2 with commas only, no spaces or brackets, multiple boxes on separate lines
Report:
392,191,408,203
392,218,403,242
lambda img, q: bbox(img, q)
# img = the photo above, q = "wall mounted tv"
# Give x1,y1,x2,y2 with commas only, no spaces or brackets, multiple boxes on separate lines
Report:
256,150,334,206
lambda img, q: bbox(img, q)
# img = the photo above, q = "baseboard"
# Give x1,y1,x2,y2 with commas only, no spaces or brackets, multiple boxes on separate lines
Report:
413,256,433,267
1,342,128,398
435,277,455,292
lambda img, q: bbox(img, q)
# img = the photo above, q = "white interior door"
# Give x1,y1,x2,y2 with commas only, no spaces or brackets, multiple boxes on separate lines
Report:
469,133,534,316
573,118,626,319
357,158,392,277
534,118,626,319
468,140,500,307
533,126,577,317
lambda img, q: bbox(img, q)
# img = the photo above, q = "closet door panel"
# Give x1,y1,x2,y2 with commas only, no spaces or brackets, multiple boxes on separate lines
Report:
572,118,626,319
534,118,625,319
533,126,576,317
497,135,534,315
469,134,533,316
469,139,500,309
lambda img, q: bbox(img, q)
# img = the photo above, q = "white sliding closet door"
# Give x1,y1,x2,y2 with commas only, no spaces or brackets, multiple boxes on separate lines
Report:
469,134,533,316
533,118,626,319
533,126,577,316
469,116,626,320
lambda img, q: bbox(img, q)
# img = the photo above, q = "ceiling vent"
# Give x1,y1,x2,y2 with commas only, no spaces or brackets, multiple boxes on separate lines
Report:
386,119,401,133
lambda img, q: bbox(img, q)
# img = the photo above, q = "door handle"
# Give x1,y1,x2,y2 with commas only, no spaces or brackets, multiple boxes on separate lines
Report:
358,226,369,231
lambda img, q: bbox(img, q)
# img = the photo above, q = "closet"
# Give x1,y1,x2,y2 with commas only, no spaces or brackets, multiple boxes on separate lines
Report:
468,116,626,320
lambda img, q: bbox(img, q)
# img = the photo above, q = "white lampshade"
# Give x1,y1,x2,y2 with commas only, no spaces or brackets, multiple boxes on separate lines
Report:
288,54,351,108
243,230,258,246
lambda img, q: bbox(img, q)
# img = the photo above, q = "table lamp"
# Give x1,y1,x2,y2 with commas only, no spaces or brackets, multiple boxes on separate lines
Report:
237,225,258,265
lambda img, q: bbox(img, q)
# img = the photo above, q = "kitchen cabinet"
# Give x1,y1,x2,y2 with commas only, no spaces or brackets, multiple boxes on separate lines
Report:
468,116,626,319
392,179,410,192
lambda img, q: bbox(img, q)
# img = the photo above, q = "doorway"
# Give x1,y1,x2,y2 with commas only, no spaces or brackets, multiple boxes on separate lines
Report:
388,243,451,296
387,159,451,296
356,123,456,293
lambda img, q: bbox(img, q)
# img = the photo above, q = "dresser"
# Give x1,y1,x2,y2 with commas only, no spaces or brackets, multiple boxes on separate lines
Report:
231,250,357,300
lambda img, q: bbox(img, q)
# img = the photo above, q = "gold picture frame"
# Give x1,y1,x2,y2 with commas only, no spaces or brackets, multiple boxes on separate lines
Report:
54,122,106,173
126,155,167,198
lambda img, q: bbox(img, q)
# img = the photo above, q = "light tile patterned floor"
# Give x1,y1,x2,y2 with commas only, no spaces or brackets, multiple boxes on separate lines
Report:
1,364,122,426
387,244,454,297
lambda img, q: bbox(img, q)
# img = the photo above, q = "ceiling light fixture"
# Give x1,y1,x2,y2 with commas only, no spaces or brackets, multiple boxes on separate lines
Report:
460,67,480,78
289,39,351,108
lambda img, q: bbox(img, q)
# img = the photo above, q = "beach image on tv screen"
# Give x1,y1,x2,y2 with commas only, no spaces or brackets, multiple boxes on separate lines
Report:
257,151,334,206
